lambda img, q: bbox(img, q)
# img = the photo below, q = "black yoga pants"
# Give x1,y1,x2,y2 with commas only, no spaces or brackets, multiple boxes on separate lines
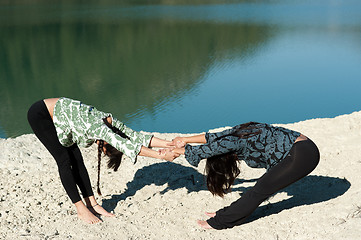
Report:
27,100,94,203
207,138,320,229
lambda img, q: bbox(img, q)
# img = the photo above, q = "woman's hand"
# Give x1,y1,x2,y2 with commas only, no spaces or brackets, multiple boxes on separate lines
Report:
197,212,215,229
168,137,186,148
197,220,214,229
205,212,216,218
159,148,180,161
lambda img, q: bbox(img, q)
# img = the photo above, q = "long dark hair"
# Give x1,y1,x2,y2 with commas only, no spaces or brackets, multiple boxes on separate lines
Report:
205,153,240,197
205,122,262,197
96,118,130,195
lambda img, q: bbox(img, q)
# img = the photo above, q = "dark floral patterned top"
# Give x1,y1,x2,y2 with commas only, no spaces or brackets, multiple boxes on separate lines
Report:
184,122,300,170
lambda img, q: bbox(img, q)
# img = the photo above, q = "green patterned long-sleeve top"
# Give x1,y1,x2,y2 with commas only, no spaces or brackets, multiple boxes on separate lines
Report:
184,122,300,169
53,97,153,163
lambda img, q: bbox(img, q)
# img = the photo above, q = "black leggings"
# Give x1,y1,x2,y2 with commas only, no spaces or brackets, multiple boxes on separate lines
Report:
27,100,94,203
207,138,320,230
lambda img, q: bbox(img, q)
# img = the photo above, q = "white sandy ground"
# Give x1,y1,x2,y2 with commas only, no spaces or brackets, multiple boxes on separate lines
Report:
0,111,361,240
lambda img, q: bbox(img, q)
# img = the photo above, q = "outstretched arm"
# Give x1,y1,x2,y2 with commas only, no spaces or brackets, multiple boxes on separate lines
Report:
172,147,185,155
169,134,207,148
183,134,207,144
138,146,179,161
148,136,173,148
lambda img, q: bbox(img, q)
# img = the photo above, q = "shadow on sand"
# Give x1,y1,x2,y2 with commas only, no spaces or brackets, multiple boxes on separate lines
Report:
102,162,351,222
246,175,351,223
102,162,206,210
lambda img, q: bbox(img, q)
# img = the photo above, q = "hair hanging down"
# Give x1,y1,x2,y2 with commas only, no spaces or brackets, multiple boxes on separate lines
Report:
205,122,262,197
96,118,130,195
97,140,104,195
205,153,240,197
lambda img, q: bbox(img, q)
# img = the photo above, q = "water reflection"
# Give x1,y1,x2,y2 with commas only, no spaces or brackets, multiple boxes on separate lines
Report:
0,1,360,138
0,4,275,137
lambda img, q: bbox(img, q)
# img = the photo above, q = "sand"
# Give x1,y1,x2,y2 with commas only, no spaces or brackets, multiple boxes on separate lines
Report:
1,111,361,240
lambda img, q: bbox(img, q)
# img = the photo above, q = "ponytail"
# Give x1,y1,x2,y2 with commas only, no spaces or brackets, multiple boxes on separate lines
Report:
97,140,104,195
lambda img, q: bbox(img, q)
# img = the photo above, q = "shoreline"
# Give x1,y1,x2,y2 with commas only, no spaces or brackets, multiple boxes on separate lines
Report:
1,111,361,239
1,111,360,140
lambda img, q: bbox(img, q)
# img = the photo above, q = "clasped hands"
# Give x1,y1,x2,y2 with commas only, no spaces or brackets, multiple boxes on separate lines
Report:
158,137,186,161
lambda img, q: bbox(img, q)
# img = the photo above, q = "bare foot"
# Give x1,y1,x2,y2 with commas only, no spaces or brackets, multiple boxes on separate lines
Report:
205,212,216,218
74,200,101,224
77,208,102,224
197,220,214,229
83,196,114,217
89,204,115,217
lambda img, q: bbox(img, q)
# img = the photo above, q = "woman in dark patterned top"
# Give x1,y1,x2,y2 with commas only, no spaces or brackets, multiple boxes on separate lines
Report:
170,122,320,230
27,97,179,224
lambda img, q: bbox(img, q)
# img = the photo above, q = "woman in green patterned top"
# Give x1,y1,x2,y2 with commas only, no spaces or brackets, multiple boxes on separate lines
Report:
27,97,179,224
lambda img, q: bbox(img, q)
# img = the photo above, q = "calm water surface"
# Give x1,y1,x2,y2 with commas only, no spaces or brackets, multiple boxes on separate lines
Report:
1,0,360,138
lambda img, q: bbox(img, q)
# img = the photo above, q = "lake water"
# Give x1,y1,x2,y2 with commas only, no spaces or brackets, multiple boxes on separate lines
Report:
1,0,360,138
